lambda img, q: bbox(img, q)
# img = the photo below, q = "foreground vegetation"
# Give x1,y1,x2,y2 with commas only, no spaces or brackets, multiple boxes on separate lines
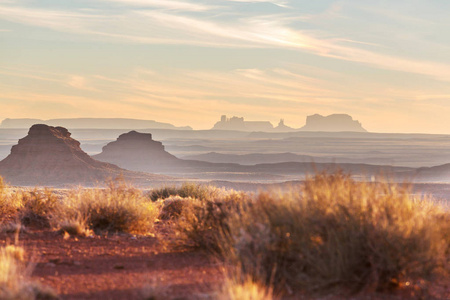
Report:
0,174,449,299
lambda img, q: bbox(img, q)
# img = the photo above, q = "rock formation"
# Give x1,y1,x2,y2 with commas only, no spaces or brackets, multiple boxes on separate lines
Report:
300,114,366,132
93,131,180,172
212,115,274,132
0,125,166,186
273,119,296,132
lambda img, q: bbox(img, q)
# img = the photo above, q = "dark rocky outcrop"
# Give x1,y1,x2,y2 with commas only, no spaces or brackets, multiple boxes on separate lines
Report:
93,131,180,172
0,125,168,186
300,114,366,132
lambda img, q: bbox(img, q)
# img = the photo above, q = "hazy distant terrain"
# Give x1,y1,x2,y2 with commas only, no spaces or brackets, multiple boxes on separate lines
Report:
0,118,192,130
1,129,449,169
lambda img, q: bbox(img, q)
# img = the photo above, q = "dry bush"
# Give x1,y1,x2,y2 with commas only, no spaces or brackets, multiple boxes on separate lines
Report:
219,172,450,295
0,178,22,220
0,178,57,228
0,245,58,300
158,196,191,220
19,189,58,228
165,188,249,251
54,180,160,235
56,214,92,237
149,183,221,202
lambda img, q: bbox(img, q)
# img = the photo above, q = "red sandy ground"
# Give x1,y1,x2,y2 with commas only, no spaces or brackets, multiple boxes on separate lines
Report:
1,226,449,300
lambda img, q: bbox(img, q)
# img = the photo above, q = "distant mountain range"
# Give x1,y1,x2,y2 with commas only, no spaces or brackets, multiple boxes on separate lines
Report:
1,114,366,133
0,125,449,186
0,118,192,130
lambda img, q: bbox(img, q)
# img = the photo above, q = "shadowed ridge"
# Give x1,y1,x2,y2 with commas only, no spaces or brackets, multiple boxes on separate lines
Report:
93,130,180,172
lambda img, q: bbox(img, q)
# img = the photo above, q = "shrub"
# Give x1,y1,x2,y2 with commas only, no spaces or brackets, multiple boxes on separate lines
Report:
149,183,221,202
54,180,160,235
218,172,450,294
0,178,22,219
167,189,249,251
158,196,191,220
56,214,92,237
19,189,58,228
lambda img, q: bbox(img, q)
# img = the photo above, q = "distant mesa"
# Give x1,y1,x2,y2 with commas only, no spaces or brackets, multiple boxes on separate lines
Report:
212,115,278,132
299,114,366,132
211,114,365,132
0,118,192,130
93,131,180,172
0,124,167,186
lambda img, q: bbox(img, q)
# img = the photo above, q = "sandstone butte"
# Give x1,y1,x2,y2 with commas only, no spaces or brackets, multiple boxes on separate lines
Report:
0,124,170,186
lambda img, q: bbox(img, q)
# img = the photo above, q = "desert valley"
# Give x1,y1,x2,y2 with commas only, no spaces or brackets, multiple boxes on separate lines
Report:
0,115,449,299
1,0,450,299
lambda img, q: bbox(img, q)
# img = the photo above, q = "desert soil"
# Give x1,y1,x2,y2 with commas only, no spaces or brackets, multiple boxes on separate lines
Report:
1,225,448,300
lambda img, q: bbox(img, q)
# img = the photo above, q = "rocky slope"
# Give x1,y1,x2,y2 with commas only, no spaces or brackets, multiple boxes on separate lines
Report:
93,131,181,172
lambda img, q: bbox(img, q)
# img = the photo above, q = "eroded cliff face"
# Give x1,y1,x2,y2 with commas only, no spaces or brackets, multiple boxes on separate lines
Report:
93,131,179,172
0,124,136,186
300,114,366,132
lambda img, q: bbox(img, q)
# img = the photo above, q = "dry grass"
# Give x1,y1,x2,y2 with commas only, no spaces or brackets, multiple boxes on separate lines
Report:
218,267,277,300
0,178,23,220
149,183,222,202
0,177,58,229
53,180,161,235
0,244,58,300
217,172,450,295
159,188,249,251
19,189,58,228
161,173,449,296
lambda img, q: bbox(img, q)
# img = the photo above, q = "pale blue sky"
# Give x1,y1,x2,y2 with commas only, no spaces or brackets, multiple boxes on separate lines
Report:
1,0,450,133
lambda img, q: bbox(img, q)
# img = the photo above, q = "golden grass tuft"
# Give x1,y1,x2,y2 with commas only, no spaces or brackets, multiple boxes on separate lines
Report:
0,245,58,300
54,179,161,235
218,172,450,294
149,182,222,202
165,173,450,296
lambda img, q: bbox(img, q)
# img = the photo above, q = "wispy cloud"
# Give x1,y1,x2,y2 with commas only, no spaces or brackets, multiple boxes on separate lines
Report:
1,1,450,83
2,63,450,133
99,0,215,11
225,0,290,8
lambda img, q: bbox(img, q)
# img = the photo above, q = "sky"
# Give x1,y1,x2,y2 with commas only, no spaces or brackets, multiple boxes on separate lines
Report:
1,0,450,133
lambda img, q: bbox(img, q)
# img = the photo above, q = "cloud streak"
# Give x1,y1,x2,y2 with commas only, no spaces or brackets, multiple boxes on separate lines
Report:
1,1,449,82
